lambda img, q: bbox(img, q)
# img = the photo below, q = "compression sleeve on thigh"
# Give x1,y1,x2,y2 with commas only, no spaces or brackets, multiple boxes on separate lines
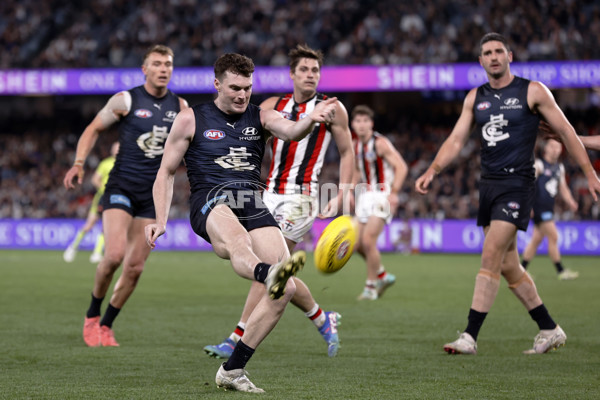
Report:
98,91,132,127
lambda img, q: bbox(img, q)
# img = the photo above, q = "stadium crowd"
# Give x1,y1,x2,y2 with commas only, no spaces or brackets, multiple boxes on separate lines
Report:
1,0,599,221
2,0,600,69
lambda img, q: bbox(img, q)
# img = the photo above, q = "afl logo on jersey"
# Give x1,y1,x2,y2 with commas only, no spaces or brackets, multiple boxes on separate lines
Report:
204,129,226,140
279,111,292,120
477,101,491,111
507,201,520,210
134,109,153,118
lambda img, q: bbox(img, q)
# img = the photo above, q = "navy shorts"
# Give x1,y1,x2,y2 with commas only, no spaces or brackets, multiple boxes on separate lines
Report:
532,207,554,225
101,178,155,219
189,188,279,243
477,179,534,231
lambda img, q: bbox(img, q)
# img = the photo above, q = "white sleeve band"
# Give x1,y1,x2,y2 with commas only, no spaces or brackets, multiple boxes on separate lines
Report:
559,163,565,179
533,159,544,177
98,91,132,127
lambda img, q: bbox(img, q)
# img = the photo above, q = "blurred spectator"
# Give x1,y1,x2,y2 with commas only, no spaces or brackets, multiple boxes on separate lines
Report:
2,0,599,68
1,0,599,220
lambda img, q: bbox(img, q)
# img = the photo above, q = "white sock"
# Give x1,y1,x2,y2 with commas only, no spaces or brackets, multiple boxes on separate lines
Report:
229,321,245,342
305,304,326,328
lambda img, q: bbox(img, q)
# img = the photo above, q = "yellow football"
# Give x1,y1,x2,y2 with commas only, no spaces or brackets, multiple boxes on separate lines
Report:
314,215,357,274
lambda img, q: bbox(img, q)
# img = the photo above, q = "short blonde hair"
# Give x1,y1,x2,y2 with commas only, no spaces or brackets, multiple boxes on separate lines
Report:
143,44,174,64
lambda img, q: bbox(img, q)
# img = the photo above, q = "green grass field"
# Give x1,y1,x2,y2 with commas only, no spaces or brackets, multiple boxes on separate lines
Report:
1,250,599,399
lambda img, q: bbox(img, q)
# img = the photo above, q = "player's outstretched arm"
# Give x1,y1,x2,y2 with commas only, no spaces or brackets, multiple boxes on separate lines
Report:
378,136,408,214
531,81,600,201
146,108,195,249
580,135,600,151
320,101,354,218
262,97,338,142
539,120,600,153
63,91,129,189
415,89,476,194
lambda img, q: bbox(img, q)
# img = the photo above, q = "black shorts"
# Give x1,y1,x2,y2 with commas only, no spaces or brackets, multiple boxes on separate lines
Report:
189,188,279,243
532,206,554,225
477,179,534,231
101,178,155,219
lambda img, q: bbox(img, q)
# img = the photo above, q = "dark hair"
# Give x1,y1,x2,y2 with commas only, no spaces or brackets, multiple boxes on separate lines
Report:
351,105,375,120
479,33,510,54
143,44,174,64
214,53,255,81
289,44,324,72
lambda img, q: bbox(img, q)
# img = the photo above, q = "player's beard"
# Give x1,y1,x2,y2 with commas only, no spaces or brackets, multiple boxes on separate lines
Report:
487,63,507,80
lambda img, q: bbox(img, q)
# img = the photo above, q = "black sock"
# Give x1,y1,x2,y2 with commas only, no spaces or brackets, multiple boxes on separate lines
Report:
100,304,121,328
254,263,270,283
554,261,564,273
224,339,255,371
86,293,104,318
522,259,529,269
529,304,557,330
465,308,488,341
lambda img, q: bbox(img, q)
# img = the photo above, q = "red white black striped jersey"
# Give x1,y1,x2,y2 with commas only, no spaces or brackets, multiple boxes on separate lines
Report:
266,93,331,195
355,132,393,192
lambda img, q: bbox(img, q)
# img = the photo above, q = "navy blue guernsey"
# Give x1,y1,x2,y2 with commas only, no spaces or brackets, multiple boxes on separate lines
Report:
110,85,180,186
185,102,267,192
534,159,562,210
473,76,539,183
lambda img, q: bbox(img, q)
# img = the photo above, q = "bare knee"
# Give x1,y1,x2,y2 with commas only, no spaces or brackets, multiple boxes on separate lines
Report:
122,261,145,286
280,278,297,303
481,249,502,272
102,248,125,270
360,235,377,253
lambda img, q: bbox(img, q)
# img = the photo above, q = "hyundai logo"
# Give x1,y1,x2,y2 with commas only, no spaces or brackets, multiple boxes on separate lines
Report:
242,127,258,136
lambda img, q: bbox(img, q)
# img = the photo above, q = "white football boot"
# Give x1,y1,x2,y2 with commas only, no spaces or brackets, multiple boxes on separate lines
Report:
357,287,378,300
63,246,77,263
443,332,477,355
523,325,566,354
265,251,305,299
558,269,579,280
216,364,265,393
89,252,103,263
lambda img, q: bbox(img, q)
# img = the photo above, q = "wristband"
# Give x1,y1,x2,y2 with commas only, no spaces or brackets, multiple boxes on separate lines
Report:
74,159,84,167
432,163,442,174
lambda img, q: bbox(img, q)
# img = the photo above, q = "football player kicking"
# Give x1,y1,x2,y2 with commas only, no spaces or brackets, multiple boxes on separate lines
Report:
203,44,354,359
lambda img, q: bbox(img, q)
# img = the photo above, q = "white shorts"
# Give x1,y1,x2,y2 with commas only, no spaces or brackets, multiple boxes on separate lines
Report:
262,191,317,243
355,191,392,224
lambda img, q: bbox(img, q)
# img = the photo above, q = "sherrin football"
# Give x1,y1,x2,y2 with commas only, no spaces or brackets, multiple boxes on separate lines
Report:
314,215,357,274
